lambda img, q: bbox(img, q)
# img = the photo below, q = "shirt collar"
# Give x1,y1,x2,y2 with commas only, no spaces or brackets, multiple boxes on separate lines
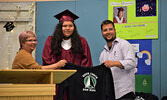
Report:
104,37,119,51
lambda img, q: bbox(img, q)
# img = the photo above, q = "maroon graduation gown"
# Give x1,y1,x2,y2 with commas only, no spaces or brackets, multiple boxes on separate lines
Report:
113,16,125,23
42,36,93,100
42,36,93,67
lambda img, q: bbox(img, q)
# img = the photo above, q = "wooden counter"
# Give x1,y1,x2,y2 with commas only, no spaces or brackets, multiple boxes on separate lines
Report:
0,69,76,100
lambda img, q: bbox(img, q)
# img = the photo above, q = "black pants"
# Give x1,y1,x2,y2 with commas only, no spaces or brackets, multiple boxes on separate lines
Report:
116,92,136,100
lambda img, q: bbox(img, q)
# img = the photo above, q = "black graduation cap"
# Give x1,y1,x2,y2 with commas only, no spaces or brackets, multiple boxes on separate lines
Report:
3,22,15,32
54,9,79,22
117,7,124,11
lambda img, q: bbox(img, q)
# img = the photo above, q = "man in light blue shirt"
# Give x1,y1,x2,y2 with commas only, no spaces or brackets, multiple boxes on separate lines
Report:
99,20,136,100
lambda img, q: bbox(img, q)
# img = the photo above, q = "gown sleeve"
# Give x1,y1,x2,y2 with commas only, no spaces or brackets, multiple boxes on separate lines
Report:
80,37,93,67
123,17,126,23
113,17,118,23
42,36,56,65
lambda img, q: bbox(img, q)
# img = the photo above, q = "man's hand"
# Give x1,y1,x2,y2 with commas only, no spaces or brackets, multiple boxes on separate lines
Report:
104,60,124,69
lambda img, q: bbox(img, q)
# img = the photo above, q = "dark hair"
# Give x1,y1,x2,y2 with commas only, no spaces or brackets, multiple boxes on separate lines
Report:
51,21,83,56
101,20,115,31
117,10,122,17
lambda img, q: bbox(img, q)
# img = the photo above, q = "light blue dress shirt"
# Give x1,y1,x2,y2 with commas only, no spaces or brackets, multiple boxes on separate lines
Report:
99,37,136,99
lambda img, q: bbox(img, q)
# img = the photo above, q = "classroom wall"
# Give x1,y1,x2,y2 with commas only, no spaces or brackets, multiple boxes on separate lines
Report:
155,0,167,98
36,0,167,99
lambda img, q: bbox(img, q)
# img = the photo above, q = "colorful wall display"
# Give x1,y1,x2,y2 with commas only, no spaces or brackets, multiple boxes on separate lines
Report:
128,40,152,75
128,39,152,93
108,0,158,39
135,75,152,93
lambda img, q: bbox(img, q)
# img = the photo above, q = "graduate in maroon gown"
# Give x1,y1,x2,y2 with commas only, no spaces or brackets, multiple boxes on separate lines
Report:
42,9,93,100
113,7,126,23
42,9,93,67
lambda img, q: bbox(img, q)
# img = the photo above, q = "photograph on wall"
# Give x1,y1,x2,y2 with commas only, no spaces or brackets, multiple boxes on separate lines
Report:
108,0,158,39
113,7,127,23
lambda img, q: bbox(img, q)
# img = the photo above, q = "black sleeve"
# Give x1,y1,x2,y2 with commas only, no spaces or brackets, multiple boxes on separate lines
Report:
56,80,69,100
105,68,115,100
57,63,71,100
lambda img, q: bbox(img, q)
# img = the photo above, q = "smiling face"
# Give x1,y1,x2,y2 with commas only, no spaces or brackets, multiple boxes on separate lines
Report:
62,21,74,40
102,23,116,43
119,11,123,18
21,36,37,53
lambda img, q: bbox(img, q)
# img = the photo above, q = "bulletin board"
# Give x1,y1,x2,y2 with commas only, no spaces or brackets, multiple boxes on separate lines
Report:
108,0,158,39
128,40,152,93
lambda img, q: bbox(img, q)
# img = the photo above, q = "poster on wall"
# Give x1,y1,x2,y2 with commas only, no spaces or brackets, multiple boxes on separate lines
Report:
108,0,158,39
128,39,152,93
135,75,152,93
128,39,152,75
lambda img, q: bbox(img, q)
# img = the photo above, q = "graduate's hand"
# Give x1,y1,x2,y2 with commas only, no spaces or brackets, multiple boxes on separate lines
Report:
57,60,67,68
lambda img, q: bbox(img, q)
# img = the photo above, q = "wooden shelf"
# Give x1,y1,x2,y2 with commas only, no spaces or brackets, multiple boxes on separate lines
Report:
0,84,55,96
0,69,76,84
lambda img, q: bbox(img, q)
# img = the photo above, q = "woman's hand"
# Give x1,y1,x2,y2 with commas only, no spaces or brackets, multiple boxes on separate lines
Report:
57,59,67,68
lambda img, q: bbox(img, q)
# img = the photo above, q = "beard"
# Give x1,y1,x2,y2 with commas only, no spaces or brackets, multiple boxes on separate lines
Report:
104,36,116,42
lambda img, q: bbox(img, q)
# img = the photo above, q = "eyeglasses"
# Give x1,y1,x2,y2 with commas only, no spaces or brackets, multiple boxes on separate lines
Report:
25,39,37,42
